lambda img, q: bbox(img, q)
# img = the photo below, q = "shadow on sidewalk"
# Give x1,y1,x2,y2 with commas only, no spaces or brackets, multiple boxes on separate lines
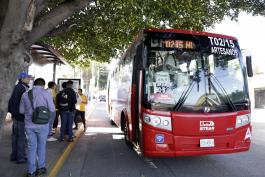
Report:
0,113,69,177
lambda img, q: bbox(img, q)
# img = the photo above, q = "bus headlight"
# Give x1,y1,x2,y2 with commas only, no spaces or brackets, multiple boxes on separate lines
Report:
153,117,161,126
236,114,251,128
143,113,172,131
144,116,151,123
163,120,169,126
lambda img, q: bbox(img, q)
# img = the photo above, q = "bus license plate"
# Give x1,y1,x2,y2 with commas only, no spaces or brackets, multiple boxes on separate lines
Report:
200,139,215,148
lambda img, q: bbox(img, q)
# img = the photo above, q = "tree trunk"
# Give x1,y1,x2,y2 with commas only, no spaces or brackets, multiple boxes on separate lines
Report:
0,0,36,143
0,43,26,142
0,0,93,142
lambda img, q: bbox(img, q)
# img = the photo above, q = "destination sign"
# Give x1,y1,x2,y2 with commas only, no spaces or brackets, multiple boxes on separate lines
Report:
208,36,238,56
162,40,195,49
150,39,196,49
149,36,238,56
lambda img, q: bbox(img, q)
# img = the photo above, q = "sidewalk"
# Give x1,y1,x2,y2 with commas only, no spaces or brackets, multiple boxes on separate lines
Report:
0,114,79,177
0,102,94,177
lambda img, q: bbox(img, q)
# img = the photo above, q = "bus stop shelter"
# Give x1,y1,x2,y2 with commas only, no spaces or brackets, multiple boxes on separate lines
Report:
30,43,67,81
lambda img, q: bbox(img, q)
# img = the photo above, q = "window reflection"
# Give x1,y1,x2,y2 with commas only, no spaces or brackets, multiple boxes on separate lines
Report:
144,48,249,112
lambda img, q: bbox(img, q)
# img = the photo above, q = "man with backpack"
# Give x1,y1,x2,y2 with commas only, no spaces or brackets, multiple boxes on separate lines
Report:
57,80,77,142
19,78,55,177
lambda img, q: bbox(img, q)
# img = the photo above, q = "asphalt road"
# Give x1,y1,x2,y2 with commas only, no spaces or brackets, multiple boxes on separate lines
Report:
57,103,265,177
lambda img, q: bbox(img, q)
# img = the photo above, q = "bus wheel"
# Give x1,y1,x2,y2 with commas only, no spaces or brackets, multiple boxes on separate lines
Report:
110,119,116,126
124,121,133,149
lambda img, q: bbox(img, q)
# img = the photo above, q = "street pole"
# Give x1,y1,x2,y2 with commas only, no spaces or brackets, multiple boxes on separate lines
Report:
53,62,56,82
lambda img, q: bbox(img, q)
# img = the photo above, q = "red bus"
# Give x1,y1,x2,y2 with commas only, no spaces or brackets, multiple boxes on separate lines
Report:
107,28,253,157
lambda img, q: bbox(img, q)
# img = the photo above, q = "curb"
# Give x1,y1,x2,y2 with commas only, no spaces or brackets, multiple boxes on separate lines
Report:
47,104,96,177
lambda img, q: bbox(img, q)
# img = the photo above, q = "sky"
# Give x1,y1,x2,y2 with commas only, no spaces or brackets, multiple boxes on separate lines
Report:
210,13,265,67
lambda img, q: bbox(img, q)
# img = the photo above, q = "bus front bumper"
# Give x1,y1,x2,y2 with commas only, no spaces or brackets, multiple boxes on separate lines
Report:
142,126,251,157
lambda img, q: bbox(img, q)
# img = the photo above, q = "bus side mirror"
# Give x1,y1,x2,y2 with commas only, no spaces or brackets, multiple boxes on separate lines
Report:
135,43,147,70
246,56,253,77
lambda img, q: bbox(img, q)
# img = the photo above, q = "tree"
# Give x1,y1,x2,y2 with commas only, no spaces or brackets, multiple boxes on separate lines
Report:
0,0,94,141
0,0,264,140
96,64,108,90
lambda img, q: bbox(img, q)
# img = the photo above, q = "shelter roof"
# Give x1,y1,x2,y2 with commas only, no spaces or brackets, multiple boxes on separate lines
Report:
30,43,67,65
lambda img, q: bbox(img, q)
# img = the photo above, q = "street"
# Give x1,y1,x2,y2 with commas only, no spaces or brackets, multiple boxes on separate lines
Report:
57,102,265,177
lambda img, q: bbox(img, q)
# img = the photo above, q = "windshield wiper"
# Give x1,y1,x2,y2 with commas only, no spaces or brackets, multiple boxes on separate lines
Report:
173,79,196,111
209,73,237,111
173,61,201,112
232,100,250,108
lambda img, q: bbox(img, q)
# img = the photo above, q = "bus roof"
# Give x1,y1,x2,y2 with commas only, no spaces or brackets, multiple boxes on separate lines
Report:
144,28,238,40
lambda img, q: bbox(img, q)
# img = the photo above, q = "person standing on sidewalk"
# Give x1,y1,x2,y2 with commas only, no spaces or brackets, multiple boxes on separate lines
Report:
46,81,57,142
74,88,88,132
54,82,67,131
8,72,32,164
19,78,55,177
57,80,77,142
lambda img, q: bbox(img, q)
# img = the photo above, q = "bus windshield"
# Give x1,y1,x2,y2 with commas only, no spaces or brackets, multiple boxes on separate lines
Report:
144,48,249,113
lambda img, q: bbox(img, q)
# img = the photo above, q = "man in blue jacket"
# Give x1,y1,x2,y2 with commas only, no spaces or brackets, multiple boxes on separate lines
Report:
8,72,32,164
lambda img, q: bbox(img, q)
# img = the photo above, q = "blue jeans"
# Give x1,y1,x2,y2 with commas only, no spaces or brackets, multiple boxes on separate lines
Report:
48,111,56,135
25,125,49,174
10,119,26,162
60,111,74,140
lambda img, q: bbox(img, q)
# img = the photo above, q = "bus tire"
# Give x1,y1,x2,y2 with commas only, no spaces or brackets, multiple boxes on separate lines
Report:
122,115,133,149
110,119,116,126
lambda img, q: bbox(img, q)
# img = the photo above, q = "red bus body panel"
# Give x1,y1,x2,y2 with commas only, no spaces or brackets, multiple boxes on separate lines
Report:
141,109,251,157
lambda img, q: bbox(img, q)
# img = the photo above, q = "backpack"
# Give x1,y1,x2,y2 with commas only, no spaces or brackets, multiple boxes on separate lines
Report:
58,90,69,110
28,90,50,124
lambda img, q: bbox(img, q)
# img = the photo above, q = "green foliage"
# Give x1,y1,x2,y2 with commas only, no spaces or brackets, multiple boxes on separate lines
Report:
41,0,265,66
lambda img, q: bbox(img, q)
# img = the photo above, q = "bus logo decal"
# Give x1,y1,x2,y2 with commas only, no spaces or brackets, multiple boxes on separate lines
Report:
155,134,165,143
200,121,215,131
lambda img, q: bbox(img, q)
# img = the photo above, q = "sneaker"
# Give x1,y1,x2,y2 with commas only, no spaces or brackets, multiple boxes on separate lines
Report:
47,136,57,142
58,138,64,142
48,131,55,136
36,167,47,175
10,157,17,162
27,172,36,177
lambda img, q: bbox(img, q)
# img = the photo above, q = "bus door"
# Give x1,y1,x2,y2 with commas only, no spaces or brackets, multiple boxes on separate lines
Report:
130,43,147,144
